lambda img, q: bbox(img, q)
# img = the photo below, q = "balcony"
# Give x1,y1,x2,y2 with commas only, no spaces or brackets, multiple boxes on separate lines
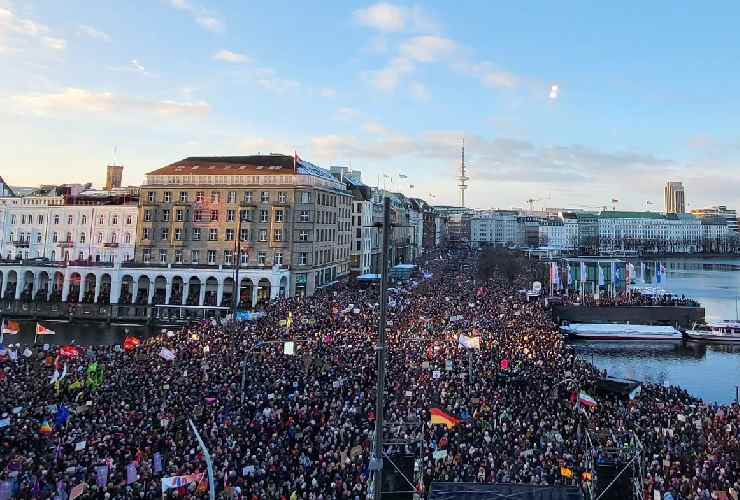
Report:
12,241,30,248
57,241,74,248
103,242,119,248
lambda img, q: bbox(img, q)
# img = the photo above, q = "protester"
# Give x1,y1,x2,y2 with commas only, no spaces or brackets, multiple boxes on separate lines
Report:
0,249,736,500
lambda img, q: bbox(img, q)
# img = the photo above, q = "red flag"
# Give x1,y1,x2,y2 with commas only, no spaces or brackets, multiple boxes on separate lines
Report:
500,359,509,370
59,346,80,358
123,336,141,352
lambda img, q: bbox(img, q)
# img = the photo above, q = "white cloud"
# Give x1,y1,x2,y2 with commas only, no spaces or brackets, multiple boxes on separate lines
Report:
108,59,152,77
336,107,362,120
319,87,337,98
0,6,66,51
77,24,111,42
409,81,430,101
371,57,414,91
354,3,406,32
459,62,519,89
254,68,300,93
213,49,249,63
167,0,224,32
399,35,456,62
353,3,439,33
9,88,211,118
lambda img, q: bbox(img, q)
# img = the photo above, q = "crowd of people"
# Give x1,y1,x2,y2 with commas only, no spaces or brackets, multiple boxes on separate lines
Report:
0,249,737,499
563,290,701,308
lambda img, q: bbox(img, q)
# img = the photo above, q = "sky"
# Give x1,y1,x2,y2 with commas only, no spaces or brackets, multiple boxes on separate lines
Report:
2,1,740,211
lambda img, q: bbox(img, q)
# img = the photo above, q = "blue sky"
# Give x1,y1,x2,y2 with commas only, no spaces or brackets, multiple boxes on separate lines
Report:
2,0,740,211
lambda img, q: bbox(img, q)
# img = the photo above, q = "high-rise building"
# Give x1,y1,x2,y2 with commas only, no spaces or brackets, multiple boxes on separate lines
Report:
105,165,124,190
690,205,738,232
664,181,685,213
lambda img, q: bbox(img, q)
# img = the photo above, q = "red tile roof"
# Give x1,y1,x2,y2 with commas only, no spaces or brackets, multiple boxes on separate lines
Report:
147,155,297,176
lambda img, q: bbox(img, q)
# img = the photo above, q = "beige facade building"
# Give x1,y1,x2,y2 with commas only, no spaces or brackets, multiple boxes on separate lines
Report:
136,155,352,303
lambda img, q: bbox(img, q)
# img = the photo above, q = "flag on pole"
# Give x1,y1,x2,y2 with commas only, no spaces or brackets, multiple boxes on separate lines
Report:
660,263,667,282
429,408,460,428
598,266,605,287
458,334,481,349
1,320,20,335
656,262,662,284
566,264,572,286
36,323,55,335
610,261,616,284
578,391,597,408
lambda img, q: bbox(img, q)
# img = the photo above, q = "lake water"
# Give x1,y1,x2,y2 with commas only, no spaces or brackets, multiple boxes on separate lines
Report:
570,256,740,404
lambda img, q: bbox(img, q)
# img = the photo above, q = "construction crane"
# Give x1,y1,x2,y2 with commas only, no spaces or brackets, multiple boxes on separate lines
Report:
611,198,619,211
525,196,550,211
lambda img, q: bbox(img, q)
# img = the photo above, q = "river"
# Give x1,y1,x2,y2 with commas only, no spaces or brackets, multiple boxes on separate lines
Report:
570,256,740,404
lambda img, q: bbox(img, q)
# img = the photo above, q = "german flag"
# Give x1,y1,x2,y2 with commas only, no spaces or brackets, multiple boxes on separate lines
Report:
430,408,460,429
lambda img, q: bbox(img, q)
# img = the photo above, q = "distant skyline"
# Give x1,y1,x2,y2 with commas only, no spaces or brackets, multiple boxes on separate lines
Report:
2,1,740,211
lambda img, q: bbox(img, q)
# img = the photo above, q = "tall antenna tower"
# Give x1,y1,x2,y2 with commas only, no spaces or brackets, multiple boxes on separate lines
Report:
457,137,469,207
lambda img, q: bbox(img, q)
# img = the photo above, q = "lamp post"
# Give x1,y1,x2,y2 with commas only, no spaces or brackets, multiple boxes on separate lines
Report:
188,419,215,500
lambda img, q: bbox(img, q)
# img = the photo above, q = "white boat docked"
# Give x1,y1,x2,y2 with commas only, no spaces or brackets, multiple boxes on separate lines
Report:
686,321,740,343
561,323,682,341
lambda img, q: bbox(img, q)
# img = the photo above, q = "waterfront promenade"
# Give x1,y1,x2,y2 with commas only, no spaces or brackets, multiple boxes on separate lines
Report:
0,250,737,499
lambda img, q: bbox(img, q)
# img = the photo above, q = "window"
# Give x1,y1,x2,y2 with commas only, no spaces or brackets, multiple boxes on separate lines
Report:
240,250,248,264
162,210,170,222
191,249,200,264
299,230,309,241
227,209,235,222
210,191,220,203
299,210,310,222
147,191,155,202
144,210,152,222
196,191,205,203
257,251,266,265
36,232,42,243
298,252,307,265
124,232,131,243
244,191,253,203
67,215,73,225
259,209,268,223
98,214,104,225
79,214,86,225
161,228,169,240
224,250,233,265
78,251,85,261
143,228,151,240
143,248,152,262
208,228,217,241
275,209,284,223
53,215,59,225
175,228,183,241
63,231,71,242
163,191,171,203
210,210,218,222
227,191,236,203
52,232,58,243
207,250,216,264
278,192,288,204
273,229,282,241
159,249,167,264
97,233,103,244
240,228,249,241
175,249,183,264
179,191,188,203
126,215,132,225
192,228,201,241
258,229,267,241
274,252,283,265
176,209,184,222
260,191,269,203
225,228,235,241
194,210,203,222
300,192,311,204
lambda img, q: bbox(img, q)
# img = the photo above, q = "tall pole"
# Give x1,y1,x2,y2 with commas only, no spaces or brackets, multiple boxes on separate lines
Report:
188,419,215,500
233,207,243,316
372,196,391,499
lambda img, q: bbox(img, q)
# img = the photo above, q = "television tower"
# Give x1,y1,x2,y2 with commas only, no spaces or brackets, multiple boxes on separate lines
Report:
457,137,469,207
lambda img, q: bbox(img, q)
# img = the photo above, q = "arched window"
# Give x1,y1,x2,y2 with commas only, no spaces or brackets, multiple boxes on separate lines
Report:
124,232,131,243
79,233,86,243
98,215,104,225
54,215,59,224
112,215,119,225
50,250,55,261
81,214,87,224
52,232,58,243
97,233,103,244
111,232,117,243
65,232,71,242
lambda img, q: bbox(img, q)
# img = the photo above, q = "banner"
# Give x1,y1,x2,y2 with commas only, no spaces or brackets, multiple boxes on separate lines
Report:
161,473,204,493
158,347,176,361
458,334,480,350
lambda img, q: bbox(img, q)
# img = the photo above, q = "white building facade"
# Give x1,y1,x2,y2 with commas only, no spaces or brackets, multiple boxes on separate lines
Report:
471,211,523,248
0,204,138,263
598,212,702,253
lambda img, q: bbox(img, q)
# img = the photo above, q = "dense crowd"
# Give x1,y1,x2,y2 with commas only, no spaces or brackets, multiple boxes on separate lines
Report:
564,291,701,308
0,249,737,500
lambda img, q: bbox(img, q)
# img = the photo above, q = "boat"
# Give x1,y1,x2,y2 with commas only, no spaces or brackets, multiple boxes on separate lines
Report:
560,323,682,341
685,321,740,343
